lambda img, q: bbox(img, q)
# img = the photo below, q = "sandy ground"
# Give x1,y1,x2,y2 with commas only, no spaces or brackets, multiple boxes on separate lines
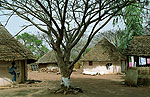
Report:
0,70,150,97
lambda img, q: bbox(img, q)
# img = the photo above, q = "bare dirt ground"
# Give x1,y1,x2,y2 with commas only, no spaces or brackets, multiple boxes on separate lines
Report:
0,70,150,97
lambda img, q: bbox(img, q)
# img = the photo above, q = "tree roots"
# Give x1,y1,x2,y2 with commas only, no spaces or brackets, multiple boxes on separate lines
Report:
49,85,83,95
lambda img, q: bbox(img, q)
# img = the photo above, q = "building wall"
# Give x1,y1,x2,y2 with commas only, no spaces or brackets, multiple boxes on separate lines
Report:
38,63,57,69
0,61,12,79
82,61,121,74
126,67,150,86
0,60,27,83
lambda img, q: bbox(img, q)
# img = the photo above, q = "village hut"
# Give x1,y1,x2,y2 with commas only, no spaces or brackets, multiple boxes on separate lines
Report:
125,35,150,86
0,23,36,83
36,50,57,69
36,50,75,72
125,35,150,67
81,38,126,75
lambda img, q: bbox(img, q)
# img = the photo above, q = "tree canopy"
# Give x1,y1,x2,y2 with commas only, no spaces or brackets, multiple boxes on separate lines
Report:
119,4,144,50
17,32,49,59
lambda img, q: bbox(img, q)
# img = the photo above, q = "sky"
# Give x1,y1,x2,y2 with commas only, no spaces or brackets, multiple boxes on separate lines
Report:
0,15,125,36
0,16,40,36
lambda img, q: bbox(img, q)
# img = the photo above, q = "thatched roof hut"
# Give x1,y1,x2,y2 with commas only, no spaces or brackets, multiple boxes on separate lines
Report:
35,50,57,69
81,38,126,74
36,50,74,70
0,23,36,83
0,23,35,62
36,50,57,64
36,50,74,64
125,35,150,56
125,36,150,86
81,37,125,61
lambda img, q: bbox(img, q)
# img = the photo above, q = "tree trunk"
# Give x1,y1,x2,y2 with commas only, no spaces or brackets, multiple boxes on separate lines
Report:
54,50,82,94
60,66,73,89
53,66,83,94
61,77,70,88
55,48,72,88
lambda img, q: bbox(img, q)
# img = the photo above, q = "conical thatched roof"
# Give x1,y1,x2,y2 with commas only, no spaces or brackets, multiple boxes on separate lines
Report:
36,50,74,64
36,50,57,64
0,23,36,62
125,35,150,56
81,38,125,61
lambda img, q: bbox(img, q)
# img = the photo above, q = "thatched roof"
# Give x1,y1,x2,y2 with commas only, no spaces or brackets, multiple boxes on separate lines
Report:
81,38,125,61
0,23,36,62
125,35,150,56
36,50,74,64
36,50,57,64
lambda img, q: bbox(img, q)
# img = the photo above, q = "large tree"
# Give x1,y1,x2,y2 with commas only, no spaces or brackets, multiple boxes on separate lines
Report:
0,0,147,93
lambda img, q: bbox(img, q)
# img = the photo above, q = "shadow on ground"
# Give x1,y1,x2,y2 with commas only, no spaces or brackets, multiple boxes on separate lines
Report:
0,76,150,97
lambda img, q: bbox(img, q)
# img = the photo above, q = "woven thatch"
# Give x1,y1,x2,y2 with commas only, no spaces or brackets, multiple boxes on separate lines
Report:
125,35,150,56
36,50,57,64
0,23,36,62
81,38,125,61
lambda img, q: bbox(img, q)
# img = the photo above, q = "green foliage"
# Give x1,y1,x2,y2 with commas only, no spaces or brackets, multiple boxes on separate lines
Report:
118,4,144,50
17,32,49,59
124,4,144,34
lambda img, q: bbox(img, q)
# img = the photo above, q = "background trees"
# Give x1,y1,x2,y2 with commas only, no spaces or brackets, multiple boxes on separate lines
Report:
110,2,150,51
16,32,49,59
118,4,144,50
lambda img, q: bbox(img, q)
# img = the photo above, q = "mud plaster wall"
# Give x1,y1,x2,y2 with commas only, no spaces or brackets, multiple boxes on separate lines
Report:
0,61,12,79
38,63,57,69
0,60,27,83
83,61,121,68
82,61,121,74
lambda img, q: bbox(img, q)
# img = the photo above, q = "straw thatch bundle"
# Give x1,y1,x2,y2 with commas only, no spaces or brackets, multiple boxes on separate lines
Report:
125,35,150,56
81,38,125,61
0,23,35,61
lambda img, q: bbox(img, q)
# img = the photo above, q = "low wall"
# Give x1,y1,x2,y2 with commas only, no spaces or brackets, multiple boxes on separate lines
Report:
125,68,138,86
125,67,150,86
137,67,150,86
